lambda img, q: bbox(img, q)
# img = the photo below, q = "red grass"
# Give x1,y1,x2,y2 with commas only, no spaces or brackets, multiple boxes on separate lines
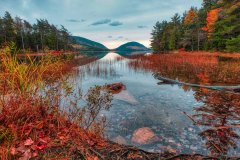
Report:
129,52,240,85
0,95,109,159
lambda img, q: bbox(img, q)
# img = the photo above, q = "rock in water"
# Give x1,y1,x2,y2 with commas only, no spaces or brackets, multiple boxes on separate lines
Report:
104,82,138,104
112,136,127,145
114,90,138,105
105,82,126,94
131,127,156,144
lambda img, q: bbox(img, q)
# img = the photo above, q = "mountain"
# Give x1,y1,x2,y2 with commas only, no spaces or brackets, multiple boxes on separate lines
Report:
115,42,150,52
71,36,109,51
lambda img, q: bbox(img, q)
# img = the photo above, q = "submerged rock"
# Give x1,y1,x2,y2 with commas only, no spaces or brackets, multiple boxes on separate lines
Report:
114,90,138,105
131,127,156,144
112,136,127,145
104,82,138,104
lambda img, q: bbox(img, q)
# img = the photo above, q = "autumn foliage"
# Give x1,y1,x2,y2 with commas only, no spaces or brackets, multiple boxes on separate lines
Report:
184,8,198,25
202,8,221,38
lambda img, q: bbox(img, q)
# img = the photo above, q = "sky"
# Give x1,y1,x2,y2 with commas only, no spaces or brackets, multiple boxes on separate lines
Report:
0,0,202,49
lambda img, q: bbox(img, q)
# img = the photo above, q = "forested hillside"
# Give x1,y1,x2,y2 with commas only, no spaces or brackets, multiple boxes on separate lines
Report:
0,12,72,52
71,36,109,51
151,0,240,53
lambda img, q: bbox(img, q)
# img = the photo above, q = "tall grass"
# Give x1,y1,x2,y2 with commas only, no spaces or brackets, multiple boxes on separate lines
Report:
0,45,113,159
1,47,58,94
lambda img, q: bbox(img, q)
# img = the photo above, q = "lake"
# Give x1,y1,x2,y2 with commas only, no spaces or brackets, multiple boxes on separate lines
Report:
69,52,240,157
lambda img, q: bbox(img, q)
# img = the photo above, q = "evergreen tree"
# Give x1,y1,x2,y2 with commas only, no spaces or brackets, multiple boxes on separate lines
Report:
212,0,240,51
0,11,72,51
2,11,16,42
151,0,239,53
182,7,199,51
169,13,181,50
0,17,4,44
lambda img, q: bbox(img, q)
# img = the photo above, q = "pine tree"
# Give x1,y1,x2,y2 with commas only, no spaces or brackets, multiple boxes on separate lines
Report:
2,11,16,42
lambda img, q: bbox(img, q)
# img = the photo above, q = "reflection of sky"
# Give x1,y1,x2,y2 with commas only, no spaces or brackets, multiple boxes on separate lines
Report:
0,0,202,48
67,52,211,154
60,52,240,156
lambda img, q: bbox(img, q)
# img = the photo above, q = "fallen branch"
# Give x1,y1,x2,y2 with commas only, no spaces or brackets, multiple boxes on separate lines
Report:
154,73,240,93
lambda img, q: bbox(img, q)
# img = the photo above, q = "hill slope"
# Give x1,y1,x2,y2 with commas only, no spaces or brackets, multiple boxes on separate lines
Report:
115,42,149,51
71,36,109,51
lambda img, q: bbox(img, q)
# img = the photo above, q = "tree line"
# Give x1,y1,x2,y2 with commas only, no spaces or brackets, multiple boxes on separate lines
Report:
0,11,72,52
151,0,240,53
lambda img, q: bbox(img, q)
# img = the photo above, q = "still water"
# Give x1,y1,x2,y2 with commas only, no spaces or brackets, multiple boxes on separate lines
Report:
71,52,240,156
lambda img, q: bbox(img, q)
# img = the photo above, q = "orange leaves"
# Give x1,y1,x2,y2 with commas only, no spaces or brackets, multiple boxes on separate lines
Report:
184,8,198,25
202,8,221,38
10,135,51,159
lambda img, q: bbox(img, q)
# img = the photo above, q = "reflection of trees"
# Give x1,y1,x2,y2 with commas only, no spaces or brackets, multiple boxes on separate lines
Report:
152,71,240,156
193,88,240,156
78,60,121,79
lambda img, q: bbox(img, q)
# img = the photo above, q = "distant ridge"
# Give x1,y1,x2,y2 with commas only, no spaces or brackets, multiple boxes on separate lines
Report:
71,36,150,54
115,42,150,52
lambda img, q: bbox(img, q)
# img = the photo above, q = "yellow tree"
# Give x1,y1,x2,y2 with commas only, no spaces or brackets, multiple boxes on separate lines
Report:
184,8,198,25
183,8,200,51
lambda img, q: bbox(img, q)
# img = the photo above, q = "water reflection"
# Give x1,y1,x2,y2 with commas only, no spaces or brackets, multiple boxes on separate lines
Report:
77,52,127,79
153,72,240,156
71,52,240,157
193,88,240,156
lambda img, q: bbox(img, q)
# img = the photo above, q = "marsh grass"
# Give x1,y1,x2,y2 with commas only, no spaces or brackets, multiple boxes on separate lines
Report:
129,52,240,85
0,45,74,95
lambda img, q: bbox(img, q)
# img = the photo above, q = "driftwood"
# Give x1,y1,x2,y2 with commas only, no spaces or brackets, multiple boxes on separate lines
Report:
154,73,240,93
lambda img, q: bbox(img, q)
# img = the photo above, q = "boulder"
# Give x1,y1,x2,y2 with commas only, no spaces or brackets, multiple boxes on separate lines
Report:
131,127,156,145
105,82,126,94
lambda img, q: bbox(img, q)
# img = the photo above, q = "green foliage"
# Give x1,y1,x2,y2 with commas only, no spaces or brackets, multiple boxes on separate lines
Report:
225,36,240,52
0,11,72,52
151,0,240,53
9,41,17,55
151,20,177,53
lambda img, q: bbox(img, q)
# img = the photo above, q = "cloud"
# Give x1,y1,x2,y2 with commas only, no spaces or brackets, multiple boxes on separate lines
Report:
108,36,112,38
67,19,86,22
137,25,148,29
91,19,111,26
109,21,123,26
